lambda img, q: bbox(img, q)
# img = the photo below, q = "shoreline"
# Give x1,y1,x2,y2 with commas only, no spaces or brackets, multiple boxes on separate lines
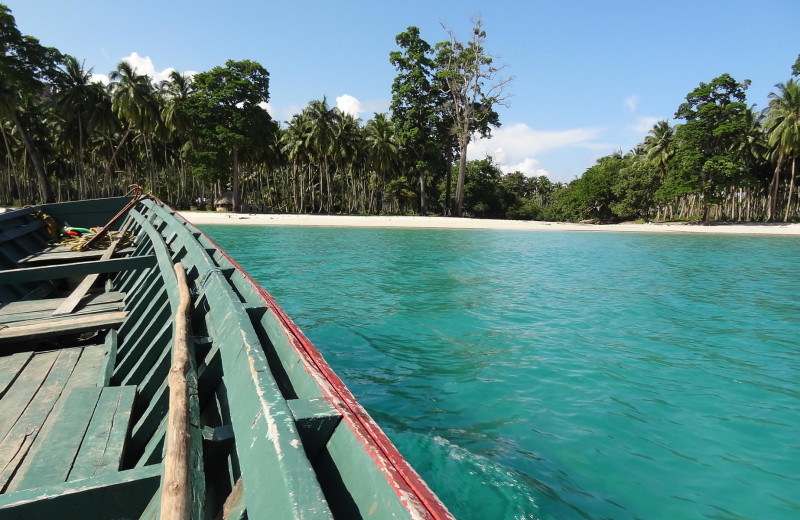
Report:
179,211,800,236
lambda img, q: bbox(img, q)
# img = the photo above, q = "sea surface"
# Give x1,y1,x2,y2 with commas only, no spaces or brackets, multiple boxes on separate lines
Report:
200,225,800,520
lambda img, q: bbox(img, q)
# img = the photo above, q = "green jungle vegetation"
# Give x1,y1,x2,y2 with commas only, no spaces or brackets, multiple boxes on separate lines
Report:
2,4,799,222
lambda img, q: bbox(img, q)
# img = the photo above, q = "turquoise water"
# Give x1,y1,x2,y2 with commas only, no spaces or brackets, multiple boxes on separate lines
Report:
201,226,800,520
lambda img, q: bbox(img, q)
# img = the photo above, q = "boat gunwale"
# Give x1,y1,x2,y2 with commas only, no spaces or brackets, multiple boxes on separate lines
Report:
171,205,455,520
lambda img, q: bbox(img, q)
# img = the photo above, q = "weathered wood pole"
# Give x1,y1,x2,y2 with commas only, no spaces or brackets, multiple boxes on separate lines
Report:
159,262,192,520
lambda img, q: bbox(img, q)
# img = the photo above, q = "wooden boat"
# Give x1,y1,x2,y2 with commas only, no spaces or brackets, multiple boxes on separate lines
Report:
0,196,454,520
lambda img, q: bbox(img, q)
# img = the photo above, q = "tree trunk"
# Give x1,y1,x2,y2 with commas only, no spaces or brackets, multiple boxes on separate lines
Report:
767,150,785,221
444,152,453,217
232,146,240,213
418,168,427,216
12,112,54,203
784,156,797,222
454,133,469,217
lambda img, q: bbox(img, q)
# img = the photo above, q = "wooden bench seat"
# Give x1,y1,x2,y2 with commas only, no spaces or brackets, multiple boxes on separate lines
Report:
2,383,136,492
0,311,128,344
16,246,136,267
0,255,155,286
0,345,112,490
0,292,125,326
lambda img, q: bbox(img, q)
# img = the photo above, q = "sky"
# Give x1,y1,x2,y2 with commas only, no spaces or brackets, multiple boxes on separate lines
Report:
6,0,800,183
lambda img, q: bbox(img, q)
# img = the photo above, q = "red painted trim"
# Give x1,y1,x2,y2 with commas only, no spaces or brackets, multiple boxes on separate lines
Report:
171,207,454,520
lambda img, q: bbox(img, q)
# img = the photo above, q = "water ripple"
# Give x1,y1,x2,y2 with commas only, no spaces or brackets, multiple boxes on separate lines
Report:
204,226,800,520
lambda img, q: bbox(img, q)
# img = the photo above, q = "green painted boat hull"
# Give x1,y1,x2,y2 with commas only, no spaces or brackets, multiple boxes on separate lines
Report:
0,197,454,519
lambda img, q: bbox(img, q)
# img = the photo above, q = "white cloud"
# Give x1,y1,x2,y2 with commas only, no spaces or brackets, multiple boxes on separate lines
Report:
259,101,275,117
334,95,389,119
336,94,361,117
630,116,661,135
500,157,543,176
470,123,607,159
91,72,110,85
467,122,610,179
122,52,175,83
624,95,639,112
94,52,196,85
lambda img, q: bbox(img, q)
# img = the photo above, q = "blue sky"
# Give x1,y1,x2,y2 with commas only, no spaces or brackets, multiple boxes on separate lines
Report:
7,0,800,183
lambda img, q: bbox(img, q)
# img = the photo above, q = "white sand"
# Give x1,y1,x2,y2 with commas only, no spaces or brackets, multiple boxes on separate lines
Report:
179,211,800,236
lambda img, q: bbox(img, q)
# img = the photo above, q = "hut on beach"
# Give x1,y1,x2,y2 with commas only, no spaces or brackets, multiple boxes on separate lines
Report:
214,190,234,211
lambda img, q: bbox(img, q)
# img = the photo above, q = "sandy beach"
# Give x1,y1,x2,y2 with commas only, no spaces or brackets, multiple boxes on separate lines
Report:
179,211,800,236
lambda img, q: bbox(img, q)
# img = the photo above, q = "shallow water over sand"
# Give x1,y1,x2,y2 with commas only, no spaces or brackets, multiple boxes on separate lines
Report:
202,226,800,520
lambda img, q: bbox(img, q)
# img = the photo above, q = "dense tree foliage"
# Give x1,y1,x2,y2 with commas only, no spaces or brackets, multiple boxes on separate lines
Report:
2,3,800,223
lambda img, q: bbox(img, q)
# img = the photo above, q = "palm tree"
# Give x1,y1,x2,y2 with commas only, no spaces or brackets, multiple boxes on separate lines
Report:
364,113,398,214
764,79,800,221
160,71,193,204
282,112,312,212
107,61,158,193
643,120,675,182
304,98,336,212
160,71,192,136
331,110,362,212
55,56,96,197
642,120,676,220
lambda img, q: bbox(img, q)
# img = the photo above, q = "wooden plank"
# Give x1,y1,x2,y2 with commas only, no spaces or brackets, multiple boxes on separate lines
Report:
0,311,128,343
16,247,136,267
0,351,59,443
52,218,134,316
8,386,102,491
0,301,125,326
0,351,33,398
0,255,155,286
0,349,82,491
63,344,107,390
0,464,161,520
68,386,136,481
0,292,124,318
98,329,118,387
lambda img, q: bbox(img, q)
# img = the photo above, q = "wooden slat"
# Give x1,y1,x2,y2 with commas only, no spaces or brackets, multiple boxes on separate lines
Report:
53,218,135,316
0,349,82,491
8,386,101,491
0,311,128,344
68,386,136,481
16,246,136,267
0,301,125,326
0,352,59,443
0,351,33,398
0,292,124,318
0,255,155,286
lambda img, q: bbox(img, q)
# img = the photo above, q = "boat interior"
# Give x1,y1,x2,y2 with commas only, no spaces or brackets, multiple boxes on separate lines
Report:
0,197,447,519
